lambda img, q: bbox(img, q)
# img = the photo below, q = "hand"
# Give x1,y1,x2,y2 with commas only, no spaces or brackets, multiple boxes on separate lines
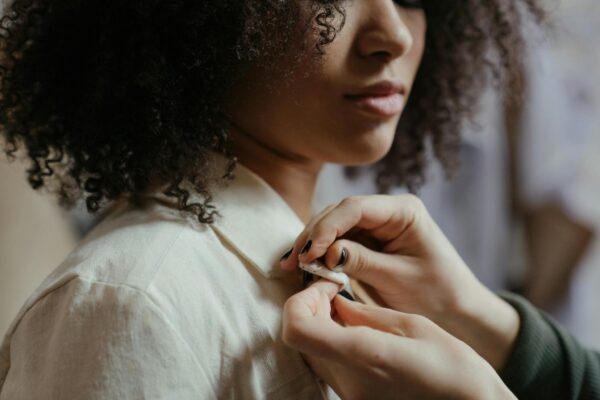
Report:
282,280,516,400
280,195,520,370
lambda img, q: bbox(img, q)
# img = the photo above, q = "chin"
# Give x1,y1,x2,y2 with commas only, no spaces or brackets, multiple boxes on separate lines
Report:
314,118,398,165
350,128,397,165
349,147,392,166
326,136,395,166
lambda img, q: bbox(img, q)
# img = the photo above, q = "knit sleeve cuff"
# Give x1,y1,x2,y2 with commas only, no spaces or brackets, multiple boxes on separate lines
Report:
496,292,565,396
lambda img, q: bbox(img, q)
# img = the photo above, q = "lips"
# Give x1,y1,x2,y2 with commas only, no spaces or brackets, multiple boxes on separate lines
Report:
344,80,407,118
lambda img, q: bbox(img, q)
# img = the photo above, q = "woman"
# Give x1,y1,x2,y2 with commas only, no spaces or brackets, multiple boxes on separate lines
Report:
0,0,542,398
280,195,600,399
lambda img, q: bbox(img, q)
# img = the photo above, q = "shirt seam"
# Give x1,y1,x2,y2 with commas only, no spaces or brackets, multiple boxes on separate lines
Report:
1,274,83,387
79,277,220,398
1,276,219,398
0,226,185,385
139,226,186,291
4,224,184,337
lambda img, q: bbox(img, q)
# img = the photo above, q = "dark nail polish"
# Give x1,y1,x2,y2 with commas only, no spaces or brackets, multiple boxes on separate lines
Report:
336,248,348,268
300,240,312,255
339,290,355,301
280,248,293,261
302,271,314,288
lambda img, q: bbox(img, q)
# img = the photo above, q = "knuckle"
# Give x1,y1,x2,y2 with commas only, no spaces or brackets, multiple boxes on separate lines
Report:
416,315,435,330
311,223,335,241
340,195,363,210
401,314,430,336
400,193,425,211
311,231,335,252
353,329,391,368
410,313,430,326
281,323,301,347
398,194,431,227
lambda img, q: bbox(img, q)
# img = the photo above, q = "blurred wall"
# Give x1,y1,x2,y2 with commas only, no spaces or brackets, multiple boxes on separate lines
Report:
0,158,76,337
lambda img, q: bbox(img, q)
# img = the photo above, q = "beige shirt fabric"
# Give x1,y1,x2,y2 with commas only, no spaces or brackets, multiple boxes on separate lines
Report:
0,158,333,399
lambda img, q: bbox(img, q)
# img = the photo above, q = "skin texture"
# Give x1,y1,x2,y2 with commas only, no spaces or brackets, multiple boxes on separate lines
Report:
282,280,517,400
280,196,522,399
281,194,521,371
228,1,426,222
229,2,426,166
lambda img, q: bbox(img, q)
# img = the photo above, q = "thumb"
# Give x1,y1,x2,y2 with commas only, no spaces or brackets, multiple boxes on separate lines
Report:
282,280,346,358
323,239,412,290
285,279,340,320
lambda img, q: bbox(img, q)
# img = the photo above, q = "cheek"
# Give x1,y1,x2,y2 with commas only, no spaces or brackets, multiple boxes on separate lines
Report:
225,11,427,165
406,14,427,85
225,63,330,154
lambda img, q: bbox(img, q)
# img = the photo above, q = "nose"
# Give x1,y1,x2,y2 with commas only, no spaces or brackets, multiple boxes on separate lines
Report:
356,2,414,63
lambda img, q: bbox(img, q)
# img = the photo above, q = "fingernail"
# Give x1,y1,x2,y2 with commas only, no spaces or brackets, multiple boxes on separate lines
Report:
300,240,312,255
336,248,348,269
280,248,293,262
302,271,314,288
332,248,347,272
339,290,355,301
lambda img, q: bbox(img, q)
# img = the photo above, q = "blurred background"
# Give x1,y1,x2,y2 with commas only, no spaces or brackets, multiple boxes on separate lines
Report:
315,0,600,349
1,0,600,349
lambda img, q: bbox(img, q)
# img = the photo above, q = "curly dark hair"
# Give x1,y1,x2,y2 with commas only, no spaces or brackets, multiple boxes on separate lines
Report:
0,0,545,223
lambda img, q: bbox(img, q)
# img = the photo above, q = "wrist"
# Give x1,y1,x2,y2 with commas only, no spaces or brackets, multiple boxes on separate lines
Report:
481,372,518,400
456,353,517,400
445,283,521,371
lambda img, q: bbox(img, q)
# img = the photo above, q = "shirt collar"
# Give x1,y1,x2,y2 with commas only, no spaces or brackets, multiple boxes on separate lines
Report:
204,154,306,279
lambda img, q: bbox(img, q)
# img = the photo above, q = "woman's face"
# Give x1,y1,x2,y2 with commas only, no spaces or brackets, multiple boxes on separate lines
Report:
227,0,427,166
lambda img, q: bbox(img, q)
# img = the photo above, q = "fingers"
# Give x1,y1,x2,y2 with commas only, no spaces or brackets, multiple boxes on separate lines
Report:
283,288,407,363
280,203,338,271
282,282,427,367
282,280,346,358
333,295,417,338
282,315,346,359
284,279,341,320
329,306,419,369
322,239,413,290
280,194,427,271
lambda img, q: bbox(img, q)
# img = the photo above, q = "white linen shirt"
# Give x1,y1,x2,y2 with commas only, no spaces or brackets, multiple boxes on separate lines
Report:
0,159,333,399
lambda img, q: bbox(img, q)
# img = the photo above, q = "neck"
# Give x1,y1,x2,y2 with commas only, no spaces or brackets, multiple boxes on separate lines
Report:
229,127,322,224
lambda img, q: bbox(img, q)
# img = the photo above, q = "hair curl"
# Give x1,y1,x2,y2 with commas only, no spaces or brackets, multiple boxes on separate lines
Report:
0,0,545,223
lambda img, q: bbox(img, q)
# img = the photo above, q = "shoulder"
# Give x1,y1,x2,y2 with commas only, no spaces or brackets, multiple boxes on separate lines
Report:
0,201,226,393
2,202,225,340
0,276,215,398
49,202,220,289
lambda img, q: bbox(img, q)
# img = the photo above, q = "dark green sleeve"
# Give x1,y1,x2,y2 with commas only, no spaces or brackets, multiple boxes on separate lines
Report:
498,292,600,399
